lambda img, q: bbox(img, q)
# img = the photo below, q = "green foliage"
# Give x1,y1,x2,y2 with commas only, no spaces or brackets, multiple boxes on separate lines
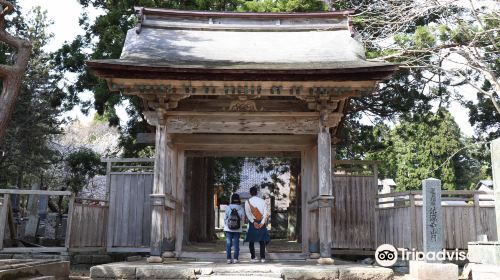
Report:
413,26,436,49
241,0,325,12
367,109,468,190
466,91,500,141
64,148,105,194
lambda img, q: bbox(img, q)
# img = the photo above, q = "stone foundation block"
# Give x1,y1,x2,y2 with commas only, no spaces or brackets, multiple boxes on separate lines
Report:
90,264,136,278
136,266,196,279
338,266,393,280
470,263,500,280
409,261,458,280
468,242,500,265
281,267,339,280
317,258,335,265
146,256,163,263
162,251,176,258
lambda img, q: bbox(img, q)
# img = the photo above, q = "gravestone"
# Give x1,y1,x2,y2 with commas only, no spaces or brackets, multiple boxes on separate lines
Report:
422,178,442,262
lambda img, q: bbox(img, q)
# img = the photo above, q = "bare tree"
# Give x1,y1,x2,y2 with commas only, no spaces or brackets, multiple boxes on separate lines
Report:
349,0,499,114
0,1,32,140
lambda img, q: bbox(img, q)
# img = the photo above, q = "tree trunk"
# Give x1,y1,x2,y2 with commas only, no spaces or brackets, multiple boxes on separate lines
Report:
0,1,32,140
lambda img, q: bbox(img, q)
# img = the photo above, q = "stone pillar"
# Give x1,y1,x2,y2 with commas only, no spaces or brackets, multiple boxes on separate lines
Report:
410,178,458,280
422,178,442,262
492,138,500,241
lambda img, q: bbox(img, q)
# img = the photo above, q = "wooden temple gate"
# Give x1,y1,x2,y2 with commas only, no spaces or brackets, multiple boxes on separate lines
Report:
87,8,397,260
95,158,378,254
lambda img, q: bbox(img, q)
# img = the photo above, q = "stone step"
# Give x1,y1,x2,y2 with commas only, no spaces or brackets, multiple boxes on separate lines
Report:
211,272,282,278
199,276,283,280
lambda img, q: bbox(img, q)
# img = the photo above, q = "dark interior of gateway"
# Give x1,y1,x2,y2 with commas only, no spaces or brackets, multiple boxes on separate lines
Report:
182,156,302,253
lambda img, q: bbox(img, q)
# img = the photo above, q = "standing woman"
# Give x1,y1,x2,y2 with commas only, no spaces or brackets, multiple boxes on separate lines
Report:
244,186,271,262
224,193,244,264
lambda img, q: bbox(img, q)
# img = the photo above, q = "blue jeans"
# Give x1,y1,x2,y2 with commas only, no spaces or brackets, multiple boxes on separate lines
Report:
225,231,240,260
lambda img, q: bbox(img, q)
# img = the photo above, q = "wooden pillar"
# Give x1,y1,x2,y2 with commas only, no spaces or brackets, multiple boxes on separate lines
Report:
317,130,333,260
146,108,178,258
206,158,216,241
174,148,185,254
288,158,300,241
150,121,168,257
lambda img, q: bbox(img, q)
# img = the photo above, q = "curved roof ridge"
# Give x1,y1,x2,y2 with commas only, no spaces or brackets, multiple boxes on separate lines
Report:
135,7,355,19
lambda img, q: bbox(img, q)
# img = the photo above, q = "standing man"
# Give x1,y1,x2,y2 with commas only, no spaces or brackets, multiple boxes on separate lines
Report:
244,186,271,262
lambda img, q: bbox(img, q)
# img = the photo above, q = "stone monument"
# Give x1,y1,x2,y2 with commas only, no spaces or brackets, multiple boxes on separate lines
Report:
422,178,442,262
409,178,458,280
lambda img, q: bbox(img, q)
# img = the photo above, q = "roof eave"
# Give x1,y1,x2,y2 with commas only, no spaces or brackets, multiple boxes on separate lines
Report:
86,60,399,82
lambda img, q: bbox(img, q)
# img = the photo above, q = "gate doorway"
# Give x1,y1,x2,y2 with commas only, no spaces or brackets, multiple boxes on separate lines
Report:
182,154,303,254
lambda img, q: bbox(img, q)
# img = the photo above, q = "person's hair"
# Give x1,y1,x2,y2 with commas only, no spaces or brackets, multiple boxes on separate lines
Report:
250,186,258,196
231,193,241,205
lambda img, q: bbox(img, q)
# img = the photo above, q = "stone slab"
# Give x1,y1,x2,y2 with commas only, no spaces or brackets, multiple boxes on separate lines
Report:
470,263,500,280
409,260,458,280
338,266,393,280
89,261,395,280
0,260,69,280
90,264,136,278
468,242,500,265
136,266,196,279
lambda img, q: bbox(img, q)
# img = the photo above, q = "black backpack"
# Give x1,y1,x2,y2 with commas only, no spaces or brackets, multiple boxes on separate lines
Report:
228,208,241,230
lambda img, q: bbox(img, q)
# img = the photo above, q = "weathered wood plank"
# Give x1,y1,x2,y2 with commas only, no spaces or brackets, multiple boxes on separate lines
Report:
65,195,75,249
175,149,185,253
332,175,376,250
0,190,72,196
172,134,315,147
0,195,9,250
107,174,118,251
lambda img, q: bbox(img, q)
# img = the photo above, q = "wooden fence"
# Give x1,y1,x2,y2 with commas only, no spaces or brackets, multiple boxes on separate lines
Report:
0,189,74,253
69,198,108,249
332,175,377,249
104,158,154,252
375,191,497,250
